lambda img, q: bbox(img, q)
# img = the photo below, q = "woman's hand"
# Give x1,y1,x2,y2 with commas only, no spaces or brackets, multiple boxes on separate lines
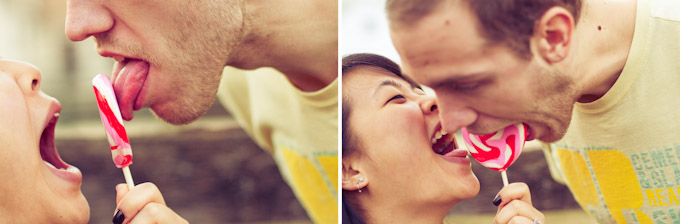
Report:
112,182,188,224
493,182,544,224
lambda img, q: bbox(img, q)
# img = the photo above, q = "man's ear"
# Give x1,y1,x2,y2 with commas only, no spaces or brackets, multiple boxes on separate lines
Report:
532,6,574,63
342,160,368,192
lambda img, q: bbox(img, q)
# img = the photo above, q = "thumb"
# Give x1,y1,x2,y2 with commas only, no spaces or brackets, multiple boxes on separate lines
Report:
115,183,130,204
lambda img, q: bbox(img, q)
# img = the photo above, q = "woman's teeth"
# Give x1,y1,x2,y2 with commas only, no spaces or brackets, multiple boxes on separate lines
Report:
431,130,448,144
431,129,458,155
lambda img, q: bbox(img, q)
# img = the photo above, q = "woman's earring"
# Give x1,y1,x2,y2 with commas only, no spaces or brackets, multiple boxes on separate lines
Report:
357,177,364,193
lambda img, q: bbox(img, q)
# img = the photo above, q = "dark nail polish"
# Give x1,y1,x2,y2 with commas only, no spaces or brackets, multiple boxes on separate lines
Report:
113,210,125,224
493,195,502,206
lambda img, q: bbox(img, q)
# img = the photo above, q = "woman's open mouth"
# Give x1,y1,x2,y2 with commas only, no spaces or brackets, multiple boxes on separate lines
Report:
40,112,68,169
40,103,81,183
431,129,457,155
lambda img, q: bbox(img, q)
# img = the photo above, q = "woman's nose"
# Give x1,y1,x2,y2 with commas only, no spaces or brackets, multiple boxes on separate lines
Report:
420,96,438,114
0,59,43,94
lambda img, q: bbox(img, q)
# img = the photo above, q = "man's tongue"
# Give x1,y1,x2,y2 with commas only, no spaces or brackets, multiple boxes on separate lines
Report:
113,59,149,121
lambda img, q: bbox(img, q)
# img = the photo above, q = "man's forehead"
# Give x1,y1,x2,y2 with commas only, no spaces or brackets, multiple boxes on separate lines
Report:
393,10,486,62
400,52,492,88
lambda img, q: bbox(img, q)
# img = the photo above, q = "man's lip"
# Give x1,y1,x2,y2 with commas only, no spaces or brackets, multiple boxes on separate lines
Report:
98,50,135,61
466,123,523,136
526,125,535,141
467,123,533,141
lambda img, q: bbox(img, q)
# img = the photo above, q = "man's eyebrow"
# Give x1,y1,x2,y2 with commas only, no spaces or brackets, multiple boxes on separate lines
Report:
373,79,403,96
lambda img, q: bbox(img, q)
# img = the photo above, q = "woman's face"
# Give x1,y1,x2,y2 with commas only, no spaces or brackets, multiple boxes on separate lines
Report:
0,59,88,222
344,66,479,206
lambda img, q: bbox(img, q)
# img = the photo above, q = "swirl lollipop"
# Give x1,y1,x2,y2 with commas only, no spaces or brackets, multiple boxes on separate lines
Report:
93,74,135,189
462,123,528,186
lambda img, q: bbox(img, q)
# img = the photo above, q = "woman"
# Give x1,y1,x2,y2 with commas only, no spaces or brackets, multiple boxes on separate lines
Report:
0,58,186,223
341,53,545,224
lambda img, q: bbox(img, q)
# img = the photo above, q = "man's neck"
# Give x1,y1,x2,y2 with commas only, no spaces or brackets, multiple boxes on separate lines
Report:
568,0,637,103
227,0,338,92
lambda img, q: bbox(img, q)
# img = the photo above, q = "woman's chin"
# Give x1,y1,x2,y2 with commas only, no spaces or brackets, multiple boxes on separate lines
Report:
463,174,481,199
54,194,90,224
448,173,481,201
41,166,90,223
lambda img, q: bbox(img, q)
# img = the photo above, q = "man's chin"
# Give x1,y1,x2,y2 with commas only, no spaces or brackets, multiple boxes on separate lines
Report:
150,105,210,125
536,130,568,143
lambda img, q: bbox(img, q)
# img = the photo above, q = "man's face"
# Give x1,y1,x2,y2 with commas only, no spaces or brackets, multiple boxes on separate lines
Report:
390,2,578,142
65,0,243,124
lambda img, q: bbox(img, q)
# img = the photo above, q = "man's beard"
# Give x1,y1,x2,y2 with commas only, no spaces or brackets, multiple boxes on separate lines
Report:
530,68,579,143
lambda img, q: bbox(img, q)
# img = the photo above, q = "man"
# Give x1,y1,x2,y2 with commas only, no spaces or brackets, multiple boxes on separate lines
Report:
64,0,338,223
388,0,680,223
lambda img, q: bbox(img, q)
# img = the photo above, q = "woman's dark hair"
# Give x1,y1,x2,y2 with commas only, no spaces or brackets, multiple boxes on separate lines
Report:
341,53,420,158
341,53,421,224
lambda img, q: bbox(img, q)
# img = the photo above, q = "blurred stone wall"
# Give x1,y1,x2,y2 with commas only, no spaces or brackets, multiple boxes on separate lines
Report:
58,120,310,223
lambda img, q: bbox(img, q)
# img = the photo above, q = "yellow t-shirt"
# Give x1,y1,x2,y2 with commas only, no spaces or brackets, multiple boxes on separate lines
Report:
217,67,338,224
543,0,680,223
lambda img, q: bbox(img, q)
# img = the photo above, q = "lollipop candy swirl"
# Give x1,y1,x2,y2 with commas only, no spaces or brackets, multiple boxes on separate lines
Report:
462,123,528,172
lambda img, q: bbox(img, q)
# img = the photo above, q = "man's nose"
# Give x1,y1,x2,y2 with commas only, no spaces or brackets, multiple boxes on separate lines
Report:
437,97,477,134
64,0,113,41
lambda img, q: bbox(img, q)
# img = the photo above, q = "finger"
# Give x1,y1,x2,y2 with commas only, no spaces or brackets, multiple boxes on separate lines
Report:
127,203,188,224
507,215,533,224
495,182,533,210
508,215,545,224
116,183,130,204
495,200,544,224
114,182,167,224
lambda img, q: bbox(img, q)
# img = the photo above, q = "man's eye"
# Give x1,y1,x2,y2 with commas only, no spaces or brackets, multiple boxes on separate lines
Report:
387,94,406,104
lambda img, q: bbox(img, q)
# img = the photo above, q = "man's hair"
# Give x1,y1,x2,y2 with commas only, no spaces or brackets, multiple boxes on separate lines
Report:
386,0,582,58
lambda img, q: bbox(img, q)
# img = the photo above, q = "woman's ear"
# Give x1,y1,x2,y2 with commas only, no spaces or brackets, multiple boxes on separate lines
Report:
532,6,574,63
342,160,368,192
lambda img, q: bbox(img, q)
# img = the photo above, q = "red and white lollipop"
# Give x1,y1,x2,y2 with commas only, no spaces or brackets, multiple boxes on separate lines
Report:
462,123,528,186
93,74,135,189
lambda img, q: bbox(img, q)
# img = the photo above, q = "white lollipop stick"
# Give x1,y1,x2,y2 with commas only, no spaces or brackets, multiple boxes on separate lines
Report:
501,170,509,186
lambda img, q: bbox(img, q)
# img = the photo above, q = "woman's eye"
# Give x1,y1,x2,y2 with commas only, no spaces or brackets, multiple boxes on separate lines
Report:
386,94,406,104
